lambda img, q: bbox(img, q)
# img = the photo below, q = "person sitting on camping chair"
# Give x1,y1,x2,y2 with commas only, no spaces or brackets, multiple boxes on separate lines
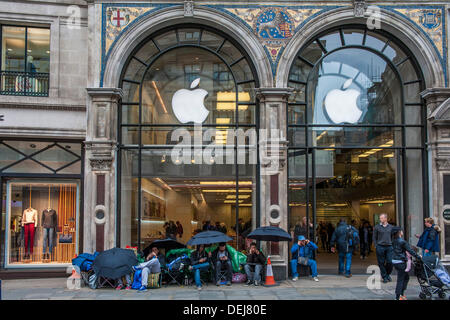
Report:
189,244,212,291
244,242,266,286
132,248,162,292
211,242,233,286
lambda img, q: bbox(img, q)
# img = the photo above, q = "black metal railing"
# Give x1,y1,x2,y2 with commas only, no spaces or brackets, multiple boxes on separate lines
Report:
0,71,49,96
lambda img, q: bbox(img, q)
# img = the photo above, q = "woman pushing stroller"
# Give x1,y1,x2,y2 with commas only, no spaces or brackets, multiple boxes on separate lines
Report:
392,226,421,300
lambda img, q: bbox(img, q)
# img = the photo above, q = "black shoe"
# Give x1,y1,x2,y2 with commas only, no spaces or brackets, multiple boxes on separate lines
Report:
345,274,352,278
245,280,252,286
216,281,221,286
387,275,392,282
382,278,389,283
226,281,231,286
254,280,259,286
338,272,344,275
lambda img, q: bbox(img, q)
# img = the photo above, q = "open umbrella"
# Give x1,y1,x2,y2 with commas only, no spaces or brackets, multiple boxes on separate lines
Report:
186,231,233,246
93,247,138,279
142,238,186,257
247,226,292,242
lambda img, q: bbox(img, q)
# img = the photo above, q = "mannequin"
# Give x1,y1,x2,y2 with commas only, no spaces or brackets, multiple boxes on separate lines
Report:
42,208,57,259
42,186,57,260
22,206,38,259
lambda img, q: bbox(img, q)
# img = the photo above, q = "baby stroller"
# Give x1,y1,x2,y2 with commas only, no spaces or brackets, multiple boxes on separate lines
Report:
414,254,450,300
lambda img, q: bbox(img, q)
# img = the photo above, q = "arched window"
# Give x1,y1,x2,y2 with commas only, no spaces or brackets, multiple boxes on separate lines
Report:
287,26,427,246
118,25,259,249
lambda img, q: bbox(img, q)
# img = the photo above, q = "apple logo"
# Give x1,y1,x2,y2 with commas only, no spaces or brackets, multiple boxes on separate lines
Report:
324,78,362,124
171,78,209,124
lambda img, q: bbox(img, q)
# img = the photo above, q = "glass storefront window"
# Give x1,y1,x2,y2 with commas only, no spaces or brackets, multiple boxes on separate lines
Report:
288,26,426,255
119,26,258,251
5,180,79,266
1,26,26,72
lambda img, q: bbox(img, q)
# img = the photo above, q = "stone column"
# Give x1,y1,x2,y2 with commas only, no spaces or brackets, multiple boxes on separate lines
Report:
84,88,122,253
256,88,292,280
421,87,450,263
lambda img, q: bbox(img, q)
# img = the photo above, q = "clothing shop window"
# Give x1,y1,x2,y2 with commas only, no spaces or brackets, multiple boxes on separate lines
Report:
1,25,50,96
5,181,79,266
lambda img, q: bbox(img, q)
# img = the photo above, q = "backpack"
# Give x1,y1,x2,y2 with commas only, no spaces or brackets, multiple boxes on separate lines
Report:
346,226,359,252
167,254,189,272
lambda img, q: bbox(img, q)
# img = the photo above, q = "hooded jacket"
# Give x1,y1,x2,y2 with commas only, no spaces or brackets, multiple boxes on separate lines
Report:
417,224,441,253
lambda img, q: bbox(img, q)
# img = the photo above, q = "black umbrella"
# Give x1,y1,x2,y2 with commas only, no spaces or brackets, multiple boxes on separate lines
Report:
93,247,138,279
247,226,292,242
142,238,186,257
186,231,233,246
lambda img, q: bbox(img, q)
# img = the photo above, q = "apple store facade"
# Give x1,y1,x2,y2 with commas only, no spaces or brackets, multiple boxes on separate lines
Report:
77,4,450,279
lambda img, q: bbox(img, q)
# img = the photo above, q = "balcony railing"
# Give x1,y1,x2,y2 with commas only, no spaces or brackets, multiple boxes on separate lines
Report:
0,71,49,96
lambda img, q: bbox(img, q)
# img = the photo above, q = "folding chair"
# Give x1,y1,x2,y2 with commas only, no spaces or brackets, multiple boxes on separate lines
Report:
212,261,230,284
97,276,117,288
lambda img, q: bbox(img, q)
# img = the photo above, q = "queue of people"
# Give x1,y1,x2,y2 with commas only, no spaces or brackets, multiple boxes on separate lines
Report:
112,214,440,300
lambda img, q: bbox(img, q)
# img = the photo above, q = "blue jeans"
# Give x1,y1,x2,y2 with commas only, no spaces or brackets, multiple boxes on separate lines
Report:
290,259,318,278
244,264,263,282
338,252,353,275
43,228,54,254
192,262,210,287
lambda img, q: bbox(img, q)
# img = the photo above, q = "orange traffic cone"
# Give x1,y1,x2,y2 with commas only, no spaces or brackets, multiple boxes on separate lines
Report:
264,256,277,286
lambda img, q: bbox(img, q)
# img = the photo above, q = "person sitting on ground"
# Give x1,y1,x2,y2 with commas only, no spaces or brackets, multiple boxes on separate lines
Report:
189,244,212,291
244,242,266,286
290,235,319,282
211,242,233,286
132,247,162,292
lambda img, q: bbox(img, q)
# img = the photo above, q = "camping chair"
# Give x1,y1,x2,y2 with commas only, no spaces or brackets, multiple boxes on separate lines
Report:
162,253,190,287
188,263,213,288
212,261,230,284
97,276,117,289
80,269,94,287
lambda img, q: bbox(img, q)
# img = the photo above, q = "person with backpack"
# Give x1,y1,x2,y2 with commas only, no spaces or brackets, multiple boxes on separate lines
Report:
415,217,441,257
373,213,394,283
330,218,360,278
290,235,319,282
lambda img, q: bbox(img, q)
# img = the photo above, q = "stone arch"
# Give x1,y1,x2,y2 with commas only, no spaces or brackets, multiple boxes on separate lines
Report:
277,7,445,88
102,6,273,88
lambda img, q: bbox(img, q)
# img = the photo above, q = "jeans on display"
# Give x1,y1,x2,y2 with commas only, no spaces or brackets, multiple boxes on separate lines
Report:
376,245,393,280
43,227,54,254
24,223,35,254
338,252,353,275
244,264,263,282
192,262,210,287
290,259,318,278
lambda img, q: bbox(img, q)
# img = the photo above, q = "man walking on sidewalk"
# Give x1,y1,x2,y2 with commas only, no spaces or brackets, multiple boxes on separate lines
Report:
373,213,394,283
330,219,359,277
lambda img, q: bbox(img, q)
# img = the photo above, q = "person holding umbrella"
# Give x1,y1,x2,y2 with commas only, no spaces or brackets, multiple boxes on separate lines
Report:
211,242,233,286
291,235,319,282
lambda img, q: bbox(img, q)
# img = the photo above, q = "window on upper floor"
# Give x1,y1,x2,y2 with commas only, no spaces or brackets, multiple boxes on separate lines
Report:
1,25,50,96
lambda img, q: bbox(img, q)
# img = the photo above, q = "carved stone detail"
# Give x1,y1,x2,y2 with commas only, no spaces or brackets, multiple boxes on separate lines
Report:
184,0,194,17
353,0,366,17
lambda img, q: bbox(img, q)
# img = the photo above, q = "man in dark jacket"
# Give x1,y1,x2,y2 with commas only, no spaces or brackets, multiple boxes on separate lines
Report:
415,217,441,256
330,219,360,277
244,242,266,286
211,242,233,286
373,213,394,283
359,221,373,259
189,244,211,291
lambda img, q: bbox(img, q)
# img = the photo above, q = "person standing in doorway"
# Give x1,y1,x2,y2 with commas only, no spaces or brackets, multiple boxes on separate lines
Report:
373,213,394,283
330,219,360,277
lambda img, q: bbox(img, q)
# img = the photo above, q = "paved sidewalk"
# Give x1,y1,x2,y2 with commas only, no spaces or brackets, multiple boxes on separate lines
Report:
0,275,430,300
